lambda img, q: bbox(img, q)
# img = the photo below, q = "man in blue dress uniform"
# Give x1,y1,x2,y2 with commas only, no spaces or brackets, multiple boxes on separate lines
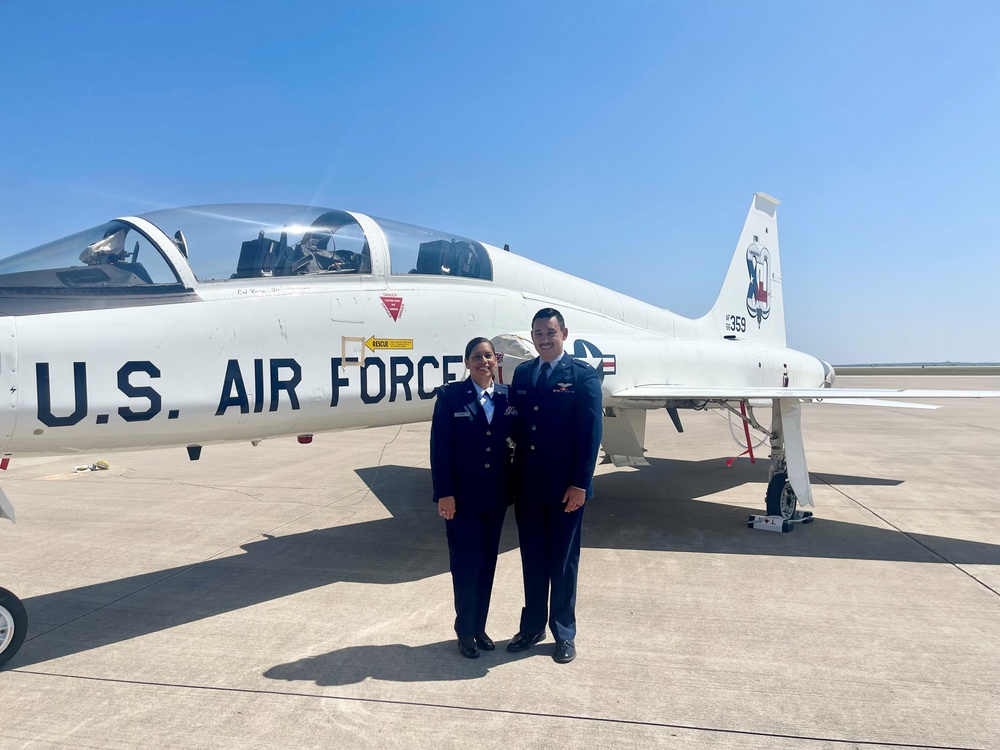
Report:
506,308,603,664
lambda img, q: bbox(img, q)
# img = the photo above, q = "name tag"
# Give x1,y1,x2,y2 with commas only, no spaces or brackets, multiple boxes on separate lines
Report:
453,411,472,419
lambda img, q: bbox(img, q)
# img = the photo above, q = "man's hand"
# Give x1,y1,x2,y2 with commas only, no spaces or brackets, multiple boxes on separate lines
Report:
438,496,456,520
562,486,586,513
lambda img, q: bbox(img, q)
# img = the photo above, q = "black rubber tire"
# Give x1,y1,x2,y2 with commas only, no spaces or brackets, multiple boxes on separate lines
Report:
0,586,27,670
765,472,798,520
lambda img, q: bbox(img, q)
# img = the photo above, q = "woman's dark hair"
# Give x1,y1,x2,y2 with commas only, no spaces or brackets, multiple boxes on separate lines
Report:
464,336,495,360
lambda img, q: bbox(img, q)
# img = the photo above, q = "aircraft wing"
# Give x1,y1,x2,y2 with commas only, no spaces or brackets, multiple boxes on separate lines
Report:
610,385,1000,409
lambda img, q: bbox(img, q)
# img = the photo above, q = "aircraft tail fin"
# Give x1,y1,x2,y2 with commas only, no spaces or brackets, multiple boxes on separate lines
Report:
705,193,785,347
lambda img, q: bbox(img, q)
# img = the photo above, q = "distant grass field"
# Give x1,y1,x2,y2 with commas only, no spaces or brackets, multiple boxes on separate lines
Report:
835,366,1000,376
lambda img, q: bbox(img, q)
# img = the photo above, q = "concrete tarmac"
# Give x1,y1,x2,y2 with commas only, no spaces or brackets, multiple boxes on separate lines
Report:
1,376,998,749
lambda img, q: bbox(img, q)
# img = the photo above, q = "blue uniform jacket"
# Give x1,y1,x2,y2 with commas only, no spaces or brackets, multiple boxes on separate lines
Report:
510,356,603,504
430,378,516,512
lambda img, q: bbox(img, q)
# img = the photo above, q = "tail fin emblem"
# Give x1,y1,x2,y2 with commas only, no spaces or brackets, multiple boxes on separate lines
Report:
745,244,771,327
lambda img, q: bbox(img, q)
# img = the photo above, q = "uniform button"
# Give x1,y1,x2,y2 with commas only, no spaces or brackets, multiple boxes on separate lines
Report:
531,425,537,431
534,405,539,411
486,430,491,436
484,463,491,469
486,447,491,452
530,445,535,450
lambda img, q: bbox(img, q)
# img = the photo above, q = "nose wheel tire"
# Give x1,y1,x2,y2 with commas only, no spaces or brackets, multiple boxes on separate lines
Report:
765,472,798,520
0,587,27,669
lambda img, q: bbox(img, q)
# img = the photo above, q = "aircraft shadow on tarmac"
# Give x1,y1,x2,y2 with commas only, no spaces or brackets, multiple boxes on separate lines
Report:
11,458,998,670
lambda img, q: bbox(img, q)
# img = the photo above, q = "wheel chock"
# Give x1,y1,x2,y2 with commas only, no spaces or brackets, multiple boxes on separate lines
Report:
748,514,793,532
748,511,814,532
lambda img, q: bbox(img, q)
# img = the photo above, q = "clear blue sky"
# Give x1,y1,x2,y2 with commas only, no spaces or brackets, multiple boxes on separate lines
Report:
1,1,997,364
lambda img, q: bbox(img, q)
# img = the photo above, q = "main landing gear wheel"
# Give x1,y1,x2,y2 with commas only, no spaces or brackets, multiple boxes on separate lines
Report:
0,587,27,669
765,472,798,520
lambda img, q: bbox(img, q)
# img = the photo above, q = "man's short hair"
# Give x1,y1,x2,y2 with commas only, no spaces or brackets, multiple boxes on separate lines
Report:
532,307,565,329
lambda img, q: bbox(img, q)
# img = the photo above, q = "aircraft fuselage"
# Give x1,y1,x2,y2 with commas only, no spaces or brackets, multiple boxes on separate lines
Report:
0,273,825,457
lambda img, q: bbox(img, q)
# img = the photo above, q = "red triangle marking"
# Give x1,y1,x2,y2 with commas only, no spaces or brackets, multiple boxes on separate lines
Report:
381,295,403,321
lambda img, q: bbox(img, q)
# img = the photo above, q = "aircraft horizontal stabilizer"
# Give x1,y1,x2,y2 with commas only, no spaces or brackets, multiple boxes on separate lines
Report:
611,385,1000,404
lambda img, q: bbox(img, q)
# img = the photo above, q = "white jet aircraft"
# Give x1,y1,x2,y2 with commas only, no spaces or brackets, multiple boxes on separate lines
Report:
0,193,995,667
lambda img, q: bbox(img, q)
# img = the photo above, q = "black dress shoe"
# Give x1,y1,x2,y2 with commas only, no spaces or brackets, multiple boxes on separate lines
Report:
553,639,576,664
475,632,495,650
458,635,480,659
506,631,545,652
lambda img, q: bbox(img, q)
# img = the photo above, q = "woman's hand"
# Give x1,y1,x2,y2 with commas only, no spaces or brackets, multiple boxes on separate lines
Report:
438,496,456,520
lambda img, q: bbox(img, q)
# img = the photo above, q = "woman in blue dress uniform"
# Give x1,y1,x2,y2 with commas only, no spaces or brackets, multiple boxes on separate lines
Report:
430,337,517,659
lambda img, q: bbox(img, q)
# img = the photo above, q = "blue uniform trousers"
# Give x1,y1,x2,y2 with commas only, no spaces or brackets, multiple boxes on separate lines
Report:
515,501,584,642
446,505,507,638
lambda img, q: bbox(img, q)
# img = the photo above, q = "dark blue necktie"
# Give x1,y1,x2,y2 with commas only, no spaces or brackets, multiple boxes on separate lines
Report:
535,361,551,393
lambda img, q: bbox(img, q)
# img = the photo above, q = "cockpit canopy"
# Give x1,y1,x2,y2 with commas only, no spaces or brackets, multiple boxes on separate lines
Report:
150,205,374,281
0,220,183,292
0,204,492,298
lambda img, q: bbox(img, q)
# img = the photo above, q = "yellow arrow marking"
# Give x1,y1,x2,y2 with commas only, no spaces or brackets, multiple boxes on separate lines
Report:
365,336,414,352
